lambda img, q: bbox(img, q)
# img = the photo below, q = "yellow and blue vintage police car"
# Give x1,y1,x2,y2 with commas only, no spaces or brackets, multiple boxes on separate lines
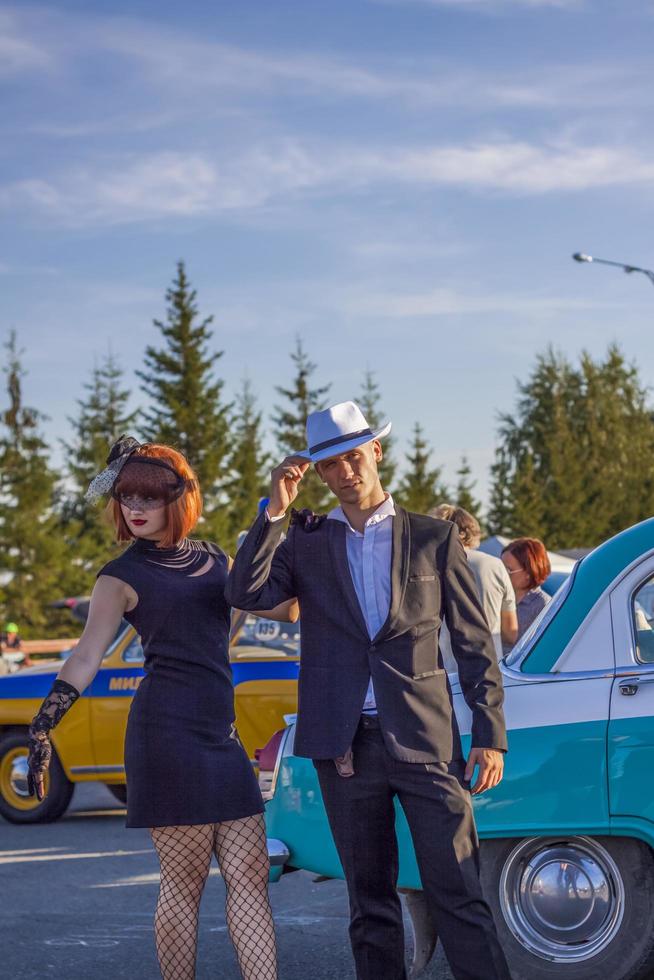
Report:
0,604,299,824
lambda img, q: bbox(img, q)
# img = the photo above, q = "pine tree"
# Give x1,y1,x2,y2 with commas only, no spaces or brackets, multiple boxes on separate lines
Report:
60,351,138,585
396,423,448,514
272,338,331,512
223,378,270,553
490,344,654,548
510,451,547,541
0,333,71,637
486,448,513,536
136,262,230,537
454,456,482,522
357,369,395,489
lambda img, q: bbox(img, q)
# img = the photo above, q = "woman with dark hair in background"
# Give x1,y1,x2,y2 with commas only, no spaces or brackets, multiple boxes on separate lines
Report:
25,437,297,980
501,537,551,651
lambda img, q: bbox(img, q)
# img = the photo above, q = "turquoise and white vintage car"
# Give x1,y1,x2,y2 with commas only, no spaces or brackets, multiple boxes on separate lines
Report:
263,518,654,980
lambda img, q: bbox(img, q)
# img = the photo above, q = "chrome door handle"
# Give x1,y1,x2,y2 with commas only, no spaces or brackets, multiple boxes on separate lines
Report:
619,676,654,695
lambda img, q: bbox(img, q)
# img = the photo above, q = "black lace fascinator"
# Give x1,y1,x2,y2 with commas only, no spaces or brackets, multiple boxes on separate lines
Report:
85,435,141,503
85,435,196,506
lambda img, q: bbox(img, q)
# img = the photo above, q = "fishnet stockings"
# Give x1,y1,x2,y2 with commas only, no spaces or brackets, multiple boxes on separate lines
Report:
150,815,277,980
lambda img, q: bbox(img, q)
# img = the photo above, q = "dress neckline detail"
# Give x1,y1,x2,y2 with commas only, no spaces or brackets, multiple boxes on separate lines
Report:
132,537,217,575
134,537,187,555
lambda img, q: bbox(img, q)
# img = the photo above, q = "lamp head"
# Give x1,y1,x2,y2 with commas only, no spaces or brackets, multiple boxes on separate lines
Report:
572,252,592,263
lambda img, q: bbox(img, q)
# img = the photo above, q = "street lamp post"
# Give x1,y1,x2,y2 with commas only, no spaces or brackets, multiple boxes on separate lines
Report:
572,252,654,287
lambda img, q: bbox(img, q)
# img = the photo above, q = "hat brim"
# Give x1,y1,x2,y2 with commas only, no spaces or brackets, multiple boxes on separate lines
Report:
297,421,392,464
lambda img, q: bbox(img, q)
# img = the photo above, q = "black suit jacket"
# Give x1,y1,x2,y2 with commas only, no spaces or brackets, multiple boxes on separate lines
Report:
225,507,507,763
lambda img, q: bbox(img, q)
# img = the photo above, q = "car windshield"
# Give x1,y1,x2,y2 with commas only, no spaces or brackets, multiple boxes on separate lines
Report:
503,568,576,667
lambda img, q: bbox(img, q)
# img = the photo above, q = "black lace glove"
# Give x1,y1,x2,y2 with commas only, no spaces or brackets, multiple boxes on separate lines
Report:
27,679,80,800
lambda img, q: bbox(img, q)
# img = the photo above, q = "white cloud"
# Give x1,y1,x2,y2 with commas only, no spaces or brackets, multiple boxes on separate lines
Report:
371,0,582,8
85,26,652,113
342,285,606,318
0,10,54,75
1,5,646,116
2,138,653,226
372,141,654,192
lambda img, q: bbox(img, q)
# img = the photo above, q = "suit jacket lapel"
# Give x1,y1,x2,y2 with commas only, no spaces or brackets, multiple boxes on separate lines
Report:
373,507,410,642
327,520,369,638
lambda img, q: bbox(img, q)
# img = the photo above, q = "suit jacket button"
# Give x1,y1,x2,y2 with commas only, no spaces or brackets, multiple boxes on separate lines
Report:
369,644,377,652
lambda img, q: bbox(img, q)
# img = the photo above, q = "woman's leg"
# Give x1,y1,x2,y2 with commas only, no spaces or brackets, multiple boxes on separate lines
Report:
213,813,278,980
150,824,214,980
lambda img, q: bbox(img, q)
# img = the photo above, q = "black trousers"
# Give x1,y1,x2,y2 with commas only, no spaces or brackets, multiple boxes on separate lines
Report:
314,716,512,980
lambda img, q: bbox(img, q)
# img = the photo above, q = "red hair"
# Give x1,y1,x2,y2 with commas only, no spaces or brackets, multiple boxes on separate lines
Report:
502,537,551,588
107,444,203,548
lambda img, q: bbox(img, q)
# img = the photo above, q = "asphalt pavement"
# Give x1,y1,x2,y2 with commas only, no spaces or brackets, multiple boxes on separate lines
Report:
1,783,453,979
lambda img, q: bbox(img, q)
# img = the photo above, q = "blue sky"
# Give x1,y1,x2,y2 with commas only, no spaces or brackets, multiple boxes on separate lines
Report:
2,0,654,506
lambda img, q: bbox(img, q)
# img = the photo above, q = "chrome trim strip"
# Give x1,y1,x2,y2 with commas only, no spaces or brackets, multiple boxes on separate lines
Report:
614,664,654,679
502,664,615,684
69,765,126,775
269,726,292,799
627,568,654,668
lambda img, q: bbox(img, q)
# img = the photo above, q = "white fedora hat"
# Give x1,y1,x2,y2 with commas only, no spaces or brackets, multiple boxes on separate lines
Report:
297,401,392,464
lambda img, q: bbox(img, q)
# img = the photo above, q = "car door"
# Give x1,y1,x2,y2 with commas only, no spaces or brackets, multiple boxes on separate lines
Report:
608,554,654,824
86,626,144,779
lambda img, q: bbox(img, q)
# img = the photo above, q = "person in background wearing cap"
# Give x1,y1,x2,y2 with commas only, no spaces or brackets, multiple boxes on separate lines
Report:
226,401,511,980
1,622,22,650
0,622,25,673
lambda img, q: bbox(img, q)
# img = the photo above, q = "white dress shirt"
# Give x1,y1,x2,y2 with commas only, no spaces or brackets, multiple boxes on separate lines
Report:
328,494,395,713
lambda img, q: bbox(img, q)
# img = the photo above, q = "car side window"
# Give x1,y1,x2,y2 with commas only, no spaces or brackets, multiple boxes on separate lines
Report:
232,614,300,657
122,634,144,663
632,576,654,664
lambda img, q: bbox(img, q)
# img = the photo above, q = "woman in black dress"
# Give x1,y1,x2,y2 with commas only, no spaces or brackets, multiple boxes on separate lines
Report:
26,438,297,980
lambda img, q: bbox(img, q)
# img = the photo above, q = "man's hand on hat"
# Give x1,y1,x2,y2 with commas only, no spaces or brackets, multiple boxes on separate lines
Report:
269,456,310,518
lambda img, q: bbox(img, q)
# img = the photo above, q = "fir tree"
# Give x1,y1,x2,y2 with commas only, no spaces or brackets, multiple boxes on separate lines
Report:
396,423,448,514
0,333,71,637
223,378,270,553
510,452,547,541
137,262,230,536
486,448,512,536
357,369,395,489
454,456,482,522
272,338,330,512
490,344,654,548
60,351,138,584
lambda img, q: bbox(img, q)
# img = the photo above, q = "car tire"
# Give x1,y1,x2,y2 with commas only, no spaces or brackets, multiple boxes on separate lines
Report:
0,731,74,824
107,783,127,805
480,836,654,980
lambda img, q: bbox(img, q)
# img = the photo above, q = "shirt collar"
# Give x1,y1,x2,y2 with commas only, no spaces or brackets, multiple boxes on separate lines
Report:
328,494,395,534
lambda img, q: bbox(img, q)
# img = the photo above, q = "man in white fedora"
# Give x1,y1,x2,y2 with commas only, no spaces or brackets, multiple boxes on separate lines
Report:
226,401,511,980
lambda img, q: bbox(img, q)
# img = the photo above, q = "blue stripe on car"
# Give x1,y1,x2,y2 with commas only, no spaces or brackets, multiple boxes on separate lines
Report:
0,661,300,699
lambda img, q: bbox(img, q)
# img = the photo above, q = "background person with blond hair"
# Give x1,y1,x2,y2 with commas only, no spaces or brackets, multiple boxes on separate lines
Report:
430,504,518,664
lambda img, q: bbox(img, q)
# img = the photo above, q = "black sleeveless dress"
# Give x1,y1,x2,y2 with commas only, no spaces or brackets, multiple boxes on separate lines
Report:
98,538,264,828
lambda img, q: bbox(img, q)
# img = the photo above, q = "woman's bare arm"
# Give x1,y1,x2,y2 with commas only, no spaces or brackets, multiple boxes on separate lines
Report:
500,609,518,648
252,598,300,622
227,556,299,623
56,575,131,692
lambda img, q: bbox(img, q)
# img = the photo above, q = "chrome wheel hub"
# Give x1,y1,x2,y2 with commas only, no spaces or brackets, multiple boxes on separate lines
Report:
10,755,30,798
499,837,624,962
